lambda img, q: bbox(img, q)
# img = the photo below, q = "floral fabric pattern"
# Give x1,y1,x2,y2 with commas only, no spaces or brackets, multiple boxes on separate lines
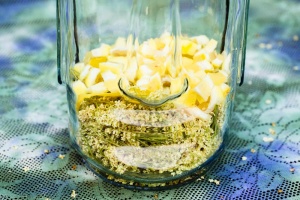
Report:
0,0,300,199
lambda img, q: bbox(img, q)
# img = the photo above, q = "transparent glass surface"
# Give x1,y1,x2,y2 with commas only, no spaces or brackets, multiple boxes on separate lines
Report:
57,0,249,189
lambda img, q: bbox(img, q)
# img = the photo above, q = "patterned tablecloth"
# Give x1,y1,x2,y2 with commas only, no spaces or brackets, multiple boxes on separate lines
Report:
0,0,300,199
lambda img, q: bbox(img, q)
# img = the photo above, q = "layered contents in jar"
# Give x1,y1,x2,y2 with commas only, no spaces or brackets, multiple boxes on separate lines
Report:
70,33,230,179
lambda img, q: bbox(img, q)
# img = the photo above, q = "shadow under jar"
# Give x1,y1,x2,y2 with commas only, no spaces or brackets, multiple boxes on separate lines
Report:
57,0,249,190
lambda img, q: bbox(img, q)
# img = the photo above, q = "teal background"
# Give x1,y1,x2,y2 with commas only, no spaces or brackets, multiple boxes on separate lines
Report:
0,0,300,199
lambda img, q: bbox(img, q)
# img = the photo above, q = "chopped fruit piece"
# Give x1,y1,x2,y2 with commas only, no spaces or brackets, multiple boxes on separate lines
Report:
165,57,176,77
99,62,122,74
205,86,225,113
192,35,209,45
91,44,111,57
208,71,228,85
102,70,117,81
125,58,138,82
194,70,206,80
73,63,85,74
140,41,156,59
181,39,197,56
170,77,183,94
194,50,210,61
185,107,210,121
136,76,151,91
175,89,198,106
154,38,165,50
212,57,223,68
87,82,108,94
135,73,163,92
204,39,218,53
111,37,127,56
194,75,214,101
140,57,156,68
220,83,230,95
104,79,120,94
89,57,107,68
195,60,214,71
182,69,201,87
182,57,193,68
138,65,155,78
79,65,91,81
185,63,200,72
102,70,120,93
149,73,163,92
222,53,231,73
110,47,127,56
107,56,127,65
72,80,87,95
84,67,101,87
209,51,217,61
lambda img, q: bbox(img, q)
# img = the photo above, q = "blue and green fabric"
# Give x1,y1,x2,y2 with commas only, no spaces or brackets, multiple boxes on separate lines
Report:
0,0,300,199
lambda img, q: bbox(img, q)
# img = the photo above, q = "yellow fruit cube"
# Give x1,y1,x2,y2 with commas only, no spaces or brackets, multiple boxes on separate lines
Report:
136,76,151,91
79,65,91,81
182,57,193,69
212,57,223,68
185,63,200,72
208,70,228,85
220,83,230,95
84,67,101,87
204,39,218,53
110,47,127,57
170,77,183,94
110,37,127,56
192,35,209,45
91,44,111,57
101,70,117,81
88,57,107,68
194,70,206,80
222,53,231,73
176,89,198,106
101,70,119,93
209,51,217,61
165,57,177,77
193,50,210,61
140,42,155,59
154,38,165,50
72,80,87,96
185,107,210,121
176,89,206,107
125,58,138,82
87,82,108,94
137,65,155,79
195,60,214,71
205,86,225,113
99,62,122,74
181,39,197,56
107,56,127,66
73,63,85,74
194,75,214,101
182,69,201,87
148,72,162,92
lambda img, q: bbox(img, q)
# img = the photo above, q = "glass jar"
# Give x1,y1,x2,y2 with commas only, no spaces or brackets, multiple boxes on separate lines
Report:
57,0,249,190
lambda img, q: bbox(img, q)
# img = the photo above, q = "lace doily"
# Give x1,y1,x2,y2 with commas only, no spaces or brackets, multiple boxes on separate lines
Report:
0,0,299,199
